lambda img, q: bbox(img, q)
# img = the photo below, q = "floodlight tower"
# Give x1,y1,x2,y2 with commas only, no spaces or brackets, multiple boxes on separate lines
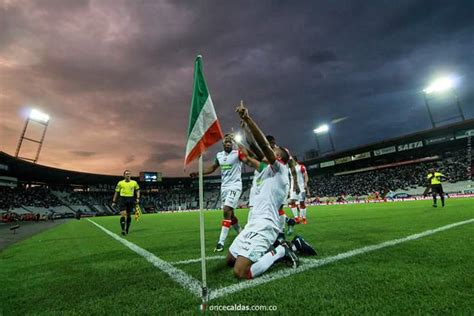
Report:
15,109,50,163
423,76,465,128
313,124,335,154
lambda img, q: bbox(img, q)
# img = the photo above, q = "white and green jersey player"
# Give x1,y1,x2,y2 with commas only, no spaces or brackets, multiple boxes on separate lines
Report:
227,102,298,279
190,136,244,252
215,149,244,209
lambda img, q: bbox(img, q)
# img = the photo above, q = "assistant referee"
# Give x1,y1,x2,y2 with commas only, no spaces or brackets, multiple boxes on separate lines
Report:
112,170,140,235
426,168,446,208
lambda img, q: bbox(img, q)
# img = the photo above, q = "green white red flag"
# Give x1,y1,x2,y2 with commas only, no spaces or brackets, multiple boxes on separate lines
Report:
184,55,223,166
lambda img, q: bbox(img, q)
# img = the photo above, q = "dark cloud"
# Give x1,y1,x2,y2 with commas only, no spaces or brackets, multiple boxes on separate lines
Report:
143,152,182,167
135,141,185,173
0,0,472,176
306,50,338,64
70,151,96,157
123,155,135,164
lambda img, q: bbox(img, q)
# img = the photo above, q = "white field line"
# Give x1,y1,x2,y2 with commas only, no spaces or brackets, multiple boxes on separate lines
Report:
170,256,225,265
208,218,474,301
87,219,202,298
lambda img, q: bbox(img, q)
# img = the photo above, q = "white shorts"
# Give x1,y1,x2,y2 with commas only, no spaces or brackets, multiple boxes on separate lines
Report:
229,226,278,262
290,190,306,202
221,187,242,209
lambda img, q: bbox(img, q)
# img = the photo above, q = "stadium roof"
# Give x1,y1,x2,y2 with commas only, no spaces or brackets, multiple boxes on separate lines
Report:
1,118,472,185
305,118,474,165
0,151,123,185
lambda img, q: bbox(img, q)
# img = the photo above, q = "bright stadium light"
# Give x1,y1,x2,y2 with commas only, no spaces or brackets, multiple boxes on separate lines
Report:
234,133,243,143
29,109,50,123
313,124,329,134
16,108,51,163
423,76,455,94
422,74,464,127
313,123,335,153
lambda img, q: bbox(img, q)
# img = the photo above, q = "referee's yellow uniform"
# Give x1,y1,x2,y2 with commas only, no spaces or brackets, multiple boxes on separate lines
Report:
427,171,445,207
115,179,140,235
115,179,140,213
427,172,444,185
116,180,140,198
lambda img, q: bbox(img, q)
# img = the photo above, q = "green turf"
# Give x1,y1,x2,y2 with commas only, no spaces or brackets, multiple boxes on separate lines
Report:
1,199,473,315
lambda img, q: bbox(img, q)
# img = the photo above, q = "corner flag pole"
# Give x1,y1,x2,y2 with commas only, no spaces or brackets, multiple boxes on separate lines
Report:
199,154,208,304
184,55,224,307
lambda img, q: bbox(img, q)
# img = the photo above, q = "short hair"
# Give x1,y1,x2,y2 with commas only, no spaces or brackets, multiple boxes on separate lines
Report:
266,135,275,142
223,134,233,142
278,147,290,163
123,170,131,175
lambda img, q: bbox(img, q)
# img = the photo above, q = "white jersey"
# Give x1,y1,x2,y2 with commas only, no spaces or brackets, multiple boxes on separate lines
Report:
246,160,289,234
248,170,259,208
215,149,243,191
290,162,306,193
248,161,267,208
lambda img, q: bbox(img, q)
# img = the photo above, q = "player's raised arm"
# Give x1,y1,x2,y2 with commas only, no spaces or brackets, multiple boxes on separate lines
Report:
236,101,276,164
241,120,265,161
237,142,261,170
190,161,219,178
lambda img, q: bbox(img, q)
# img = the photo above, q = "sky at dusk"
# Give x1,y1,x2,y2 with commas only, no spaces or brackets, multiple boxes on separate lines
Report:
1,0,473,177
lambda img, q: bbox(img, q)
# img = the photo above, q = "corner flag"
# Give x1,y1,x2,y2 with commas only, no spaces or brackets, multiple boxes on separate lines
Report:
184,55,223,166
185,55,223,306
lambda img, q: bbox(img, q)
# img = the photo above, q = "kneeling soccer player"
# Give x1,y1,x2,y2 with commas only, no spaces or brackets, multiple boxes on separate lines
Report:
226,102,298,279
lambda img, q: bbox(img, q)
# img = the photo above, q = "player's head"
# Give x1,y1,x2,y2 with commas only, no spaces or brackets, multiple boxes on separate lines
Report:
429,167,436,173
123,170,131,180
274,147,290,163
223,134,233,153
266,135,276,149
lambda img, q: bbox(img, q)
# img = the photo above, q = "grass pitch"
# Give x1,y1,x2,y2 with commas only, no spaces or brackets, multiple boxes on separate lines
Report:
1,199,473,315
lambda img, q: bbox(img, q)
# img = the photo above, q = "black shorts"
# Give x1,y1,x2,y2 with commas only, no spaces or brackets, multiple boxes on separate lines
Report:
119,197,136,214
431,184,444,195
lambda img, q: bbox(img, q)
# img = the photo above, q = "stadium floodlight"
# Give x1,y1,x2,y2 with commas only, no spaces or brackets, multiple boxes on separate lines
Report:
234,133,243,143
29,109,50,123
422,75,464,127
423,77,455,94
313,124,329,134
313,124,335,153
16,108,50,163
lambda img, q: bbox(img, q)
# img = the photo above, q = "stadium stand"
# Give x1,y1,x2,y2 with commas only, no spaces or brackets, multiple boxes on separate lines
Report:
308,148,471,197
0,119,472,218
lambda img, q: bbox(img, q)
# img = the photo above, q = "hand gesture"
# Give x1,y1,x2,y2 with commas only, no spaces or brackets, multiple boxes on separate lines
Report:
235,100,249,119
